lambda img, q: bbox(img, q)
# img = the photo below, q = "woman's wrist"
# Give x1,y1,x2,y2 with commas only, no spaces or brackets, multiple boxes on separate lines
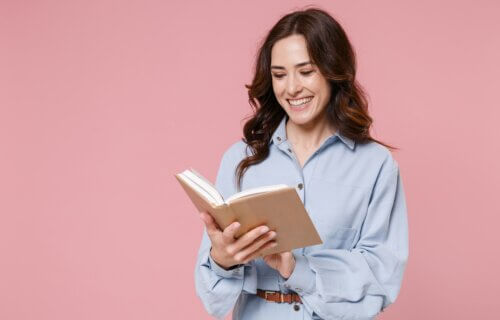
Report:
280,254,296,279
210,247,236,270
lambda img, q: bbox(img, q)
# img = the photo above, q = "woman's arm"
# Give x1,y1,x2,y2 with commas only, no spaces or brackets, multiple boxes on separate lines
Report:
282,160,409,319
194,228,246,319
194,142,271,319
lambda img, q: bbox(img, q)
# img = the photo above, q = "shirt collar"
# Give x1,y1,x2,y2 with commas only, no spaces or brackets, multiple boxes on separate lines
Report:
270,115,355,150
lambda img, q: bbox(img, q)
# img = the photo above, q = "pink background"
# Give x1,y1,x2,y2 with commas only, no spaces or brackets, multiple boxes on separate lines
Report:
1,0,499,319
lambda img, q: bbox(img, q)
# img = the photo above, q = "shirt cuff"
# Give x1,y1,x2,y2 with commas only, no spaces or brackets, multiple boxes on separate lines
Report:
282,253,315,295
208,252,245,279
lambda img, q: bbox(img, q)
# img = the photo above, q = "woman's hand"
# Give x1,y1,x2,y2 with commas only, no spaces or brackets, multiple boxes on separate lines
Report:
263,251,296,279
199,211,277,270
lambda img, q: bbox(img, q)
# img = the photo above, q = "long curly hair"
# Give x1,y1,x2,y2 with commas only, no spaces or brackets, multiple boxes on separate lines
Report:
236,7,396,191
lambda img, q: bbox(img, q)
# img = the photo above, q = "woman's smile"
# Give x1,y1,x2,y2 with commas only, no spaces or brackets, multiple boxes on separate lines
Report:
288,96,314,111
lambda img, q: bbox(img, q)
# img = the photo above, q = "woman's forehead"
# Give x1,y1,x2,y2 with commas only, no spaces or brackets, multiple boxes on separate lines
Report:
271,35,310,67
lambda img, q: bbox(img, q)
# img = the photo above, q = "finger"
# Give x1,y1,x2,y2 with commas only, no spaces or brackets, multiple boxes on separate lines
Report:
199,211,221,235
242,240,278,264
232,225,271,252
234,231,277,262
222,221,241,243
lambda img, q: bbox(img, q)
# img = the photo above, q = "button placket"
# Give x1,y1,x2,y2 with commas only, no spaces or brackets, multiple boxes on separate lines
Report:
277,142,303,192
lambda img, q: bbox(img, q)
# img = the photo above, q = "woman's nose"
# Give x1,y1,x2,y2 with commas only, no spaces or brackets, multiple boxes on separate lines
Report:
286,76,302,95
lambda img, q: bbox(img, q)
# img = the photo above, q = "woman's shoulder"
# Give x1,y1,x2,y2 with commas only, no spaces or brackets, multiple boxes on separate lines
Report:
222,139,249,158
218,139,250,168
355,139,400,174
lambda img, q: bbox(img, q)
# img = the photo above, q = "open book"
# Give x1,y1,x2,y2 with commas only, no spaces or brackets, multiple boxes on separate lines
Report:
175,168,322,255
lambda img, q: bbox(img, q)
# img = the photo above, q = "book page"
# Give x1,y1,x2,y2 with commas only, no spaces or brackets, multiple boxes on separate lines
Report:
180,170,224,205
226,184,289,203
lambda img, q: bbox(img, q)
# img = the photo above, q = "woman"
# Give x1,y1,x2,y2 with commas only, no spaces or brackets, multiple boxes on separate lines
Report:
195,7,408,320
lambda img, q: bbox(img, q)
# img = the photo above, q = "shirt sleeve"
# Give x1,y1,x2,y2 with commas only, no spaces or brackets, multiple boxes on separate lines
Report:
283,159,409,320
194,142,258,319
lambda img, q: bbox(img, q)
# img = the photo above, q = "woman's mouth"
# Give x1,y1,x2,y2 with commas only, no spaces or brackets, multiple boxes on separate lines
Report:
287,96,313,111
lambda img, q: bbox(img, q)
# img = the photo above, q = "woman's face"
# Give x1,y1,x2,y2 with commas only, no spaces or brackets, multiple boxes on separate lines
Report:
270,34,331,128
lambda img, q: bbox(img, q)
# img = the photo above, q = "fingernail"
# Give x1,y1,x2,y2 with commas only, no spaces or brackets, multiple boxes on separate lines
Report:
261,226,269,233
268,231,276,238
233,222,240,229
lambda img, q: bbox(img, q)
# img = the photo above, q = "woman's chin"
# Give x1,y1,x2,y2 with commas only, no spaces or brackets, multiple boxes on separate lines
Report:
286,112,315,126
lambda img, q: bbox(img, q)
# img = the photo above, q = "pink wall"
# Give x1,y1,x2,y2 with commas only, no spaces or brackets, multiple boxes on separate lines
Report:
1,0,499,319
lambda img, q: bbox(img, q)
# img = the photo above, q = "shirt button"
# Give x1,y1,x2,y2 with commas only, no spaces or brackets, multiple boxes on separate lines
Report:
293,304,300,311
284,284,290,289
277,136,281,141
297,183,303,190
287,148,292,153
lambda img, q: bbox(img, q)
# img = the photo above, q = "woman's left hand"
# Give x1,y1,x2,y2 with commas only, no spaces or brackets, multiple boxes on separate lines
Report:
262,251,296,279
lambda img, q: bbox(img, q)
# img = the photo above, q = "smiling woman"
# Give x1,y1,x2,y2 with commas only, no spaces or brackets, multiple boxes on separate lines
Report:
270,35,332,130
194,7,409,320
236,8,395,188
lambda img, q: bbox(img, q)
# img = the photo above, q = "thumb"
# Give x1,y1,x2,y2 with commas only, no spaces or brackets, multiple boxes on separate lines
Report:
199,211,221,235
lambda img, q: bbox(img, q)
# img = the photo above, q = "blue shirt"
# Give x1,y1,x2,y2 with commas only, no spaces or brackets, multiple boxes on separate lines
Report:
194,115,409,320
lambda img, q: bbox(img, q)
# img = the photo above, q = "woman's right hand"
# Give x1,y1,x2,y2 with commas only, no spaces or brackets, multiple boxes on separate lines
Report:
199,211,277,270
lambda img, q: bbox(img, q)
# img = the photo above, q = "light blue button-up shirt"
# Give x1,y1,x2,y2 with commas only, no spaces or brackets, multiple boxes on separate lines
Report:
195,115,409,320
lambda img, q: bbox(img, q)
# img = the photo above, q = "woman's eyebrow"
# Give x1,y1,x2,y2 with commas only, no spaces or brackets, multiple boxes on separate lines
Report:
271,61,312,70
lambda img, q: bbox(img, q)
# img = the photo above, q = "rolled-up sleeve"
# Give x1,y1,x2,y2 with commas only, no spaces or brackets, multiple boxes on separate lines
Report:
194,143,257,319
283,160,409,319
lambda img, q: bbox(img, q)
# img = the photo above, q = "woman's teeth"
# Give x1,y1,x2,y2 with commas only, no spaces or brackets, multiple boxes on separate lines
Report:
288,96,313,106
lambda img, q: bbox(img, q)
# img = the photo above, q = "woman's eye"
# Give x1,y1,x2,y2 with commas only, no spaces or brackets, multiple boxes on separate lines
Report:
301,70,314,76
272,74,285,79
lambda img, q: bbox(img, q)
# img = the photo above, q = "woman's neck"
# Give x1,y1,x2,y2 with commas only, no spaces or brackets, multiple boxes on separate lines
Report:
285,114,336,150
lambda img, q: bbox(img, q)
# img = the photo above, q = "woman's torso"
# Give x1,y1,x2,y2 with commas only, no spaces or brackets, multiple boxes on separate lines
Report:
228,117,392,319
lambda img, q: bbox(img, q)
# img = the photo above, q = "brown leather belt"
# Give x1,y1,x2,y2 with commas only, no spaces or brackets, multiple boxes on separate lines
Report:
256,289,302,304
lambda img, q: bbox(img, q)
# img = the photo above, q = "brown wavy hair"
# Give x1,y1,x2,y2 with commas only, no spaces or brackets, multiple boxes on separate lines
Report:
236,7,396,191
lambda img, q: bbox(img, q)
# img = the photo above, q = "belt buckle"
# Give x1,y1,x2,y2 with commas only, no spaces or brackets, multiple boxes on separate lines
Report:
264,291,285,303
